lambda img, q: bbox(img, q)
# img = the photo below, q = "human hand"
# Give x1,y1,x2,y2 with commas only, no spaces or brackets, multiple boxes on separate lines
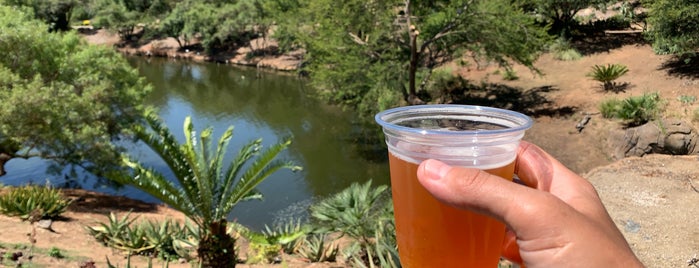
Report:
416,141,644,267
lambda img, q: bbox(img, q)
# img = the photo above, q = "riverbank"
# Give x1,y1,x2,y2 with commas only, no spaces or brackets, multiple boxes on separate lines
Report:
81,29,303,72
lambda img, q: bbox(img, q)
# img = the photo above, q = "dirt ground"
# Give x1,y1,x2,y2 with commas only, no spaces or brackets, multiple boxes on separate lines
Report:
1,28,698,267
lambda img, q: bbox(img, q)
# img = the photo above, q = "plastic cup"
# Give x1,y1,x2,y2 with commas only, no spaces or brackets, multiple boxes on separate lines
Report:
375,104,533,268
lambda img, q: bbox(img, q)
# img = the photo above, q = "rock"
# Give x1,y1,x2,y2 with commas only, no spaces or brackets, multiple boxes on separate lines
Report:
615,119,699,158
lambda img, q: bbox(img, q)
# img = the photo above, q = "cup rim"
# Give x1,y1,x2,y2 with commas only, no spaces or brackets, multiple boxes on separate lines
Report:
375,104,533,136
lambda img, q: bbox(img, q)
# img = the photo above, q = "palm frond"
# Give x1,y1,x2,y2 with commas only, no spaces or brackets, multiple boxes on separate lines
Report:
210,126,234,209
225,138,300,214
217,139,262,211
138,111,199,209
113,158,197,218
182,116,213,221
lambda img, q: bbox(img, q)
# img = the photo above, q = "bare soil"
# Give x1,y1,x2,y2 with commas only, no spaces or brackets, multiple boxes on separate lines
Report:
1,29,698,267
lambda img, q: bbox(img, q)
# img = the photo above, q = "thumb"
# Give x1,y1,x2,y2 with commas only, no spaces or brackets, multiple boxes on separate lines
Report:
416,159,539,228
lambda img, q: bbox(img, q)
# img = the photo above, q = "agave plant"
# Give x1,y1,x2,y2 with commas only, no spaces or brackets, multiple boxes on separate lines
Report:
586,63,629,91
109,110,301,267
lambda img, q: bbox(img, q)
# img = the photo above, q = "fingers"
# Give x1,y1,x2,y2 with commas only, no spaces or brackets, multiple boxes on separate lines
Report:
417,159,542,227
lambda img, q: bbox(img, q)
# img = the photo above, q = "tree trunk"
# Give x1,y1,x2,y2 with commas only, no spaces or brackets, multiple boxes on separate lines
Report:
405,0,424,105
198,220,237,267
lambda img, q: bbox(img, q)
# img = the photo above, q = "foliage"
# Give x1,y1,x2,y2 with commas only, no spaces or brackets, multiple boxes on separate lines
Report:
598,98,622,118
515,0,612,37
502,68,519,81
599,92,663,126
231,219,308,263
693,107,699,123
645,0,699,56
0,185,72,220
309,180,399,267
48,246,64,259
86,212,198,261
1,0,78,31
298,233,338,263
109,111,300,267
155,0,266,53
586,63,629,91
0,5,150,177
278,0,550,118
678,95,696,105
549,37,582,61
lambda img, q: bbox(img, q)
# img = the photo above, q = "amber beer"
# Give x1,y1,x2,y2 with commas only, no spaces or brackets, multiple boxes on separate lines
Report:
388,153,514,267
375,105,532,268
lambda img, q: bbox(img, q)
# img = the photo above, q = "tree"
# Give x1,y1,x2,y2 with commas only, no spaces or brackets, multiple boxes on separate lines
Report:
1,0,78,31
276,0,549,118
645,0,699,56
0,5,150,177
157,0,265,53
109,111,301,267
91,0,174,39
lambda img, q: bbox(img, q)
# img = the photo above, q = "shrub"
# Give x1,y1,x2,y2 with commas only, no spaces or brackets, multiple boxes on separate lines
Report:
587,64,629,91
678,95,696,105
86,212,197,261
0,185,72,220
599,98,623,118
309,181,399,267
502,68,519,81
549,38,582,61
599,93,663,126
298,233,338,263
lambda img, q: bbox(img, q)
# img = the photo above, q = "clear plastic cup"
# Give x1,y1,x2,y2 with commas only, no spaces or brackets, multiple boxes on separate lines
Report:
375,104,532,268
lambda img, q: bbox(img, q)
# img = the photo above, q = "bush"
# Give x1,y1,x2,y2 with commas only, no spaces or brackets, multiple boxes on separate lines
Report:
599,98,623,118
309,181,399,267
549,38,582,61
587,63,629,91
0,185,72,220
86,212,198,261
599,93,663,126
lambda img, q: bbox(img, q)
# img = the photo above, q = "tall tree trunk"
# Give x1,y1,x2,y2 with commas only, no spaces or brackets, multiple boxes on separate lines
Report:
198,220,237,267
405,0,424,105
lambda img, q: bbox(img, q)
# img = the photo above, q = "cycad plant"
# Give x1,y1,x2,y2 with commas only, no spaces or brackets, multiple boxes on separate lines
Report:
310,180,399,268
586,63,629,91
110,111,300,267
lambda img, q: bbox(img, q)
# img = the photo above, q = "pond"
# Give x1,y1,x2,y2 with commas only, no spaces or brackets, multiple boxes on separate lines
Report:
2,57,390,229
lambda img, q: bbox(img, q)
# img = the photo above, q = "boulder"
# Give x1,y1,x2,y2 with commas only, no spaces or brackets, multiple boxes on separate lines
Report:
615,119,699,158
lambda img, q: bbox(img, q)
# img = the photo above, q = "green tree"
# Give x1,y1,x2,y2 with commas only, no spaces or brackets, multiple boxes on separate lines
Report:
110,111,301,267
157,0,265,53
92,0,174,39
277,0,549,118
645,0,699,55
1,0,78,31
0,5,150,177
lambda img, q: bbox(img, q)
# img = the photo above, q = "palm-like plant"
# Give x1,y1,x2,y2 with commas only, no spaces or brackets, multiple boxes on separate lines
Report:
586,63,630,91
110,111,301,267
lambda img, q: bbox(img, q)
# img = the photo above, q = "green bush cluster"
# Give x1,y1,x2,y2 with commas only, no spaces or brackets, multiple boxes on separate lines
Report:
599,92,664,126
86,212,199,261
0,185,72,220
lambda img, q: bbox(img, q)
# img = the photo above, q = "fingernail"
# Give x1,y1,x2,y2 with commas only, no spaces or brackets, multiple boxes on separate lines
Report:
422,159,451,180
